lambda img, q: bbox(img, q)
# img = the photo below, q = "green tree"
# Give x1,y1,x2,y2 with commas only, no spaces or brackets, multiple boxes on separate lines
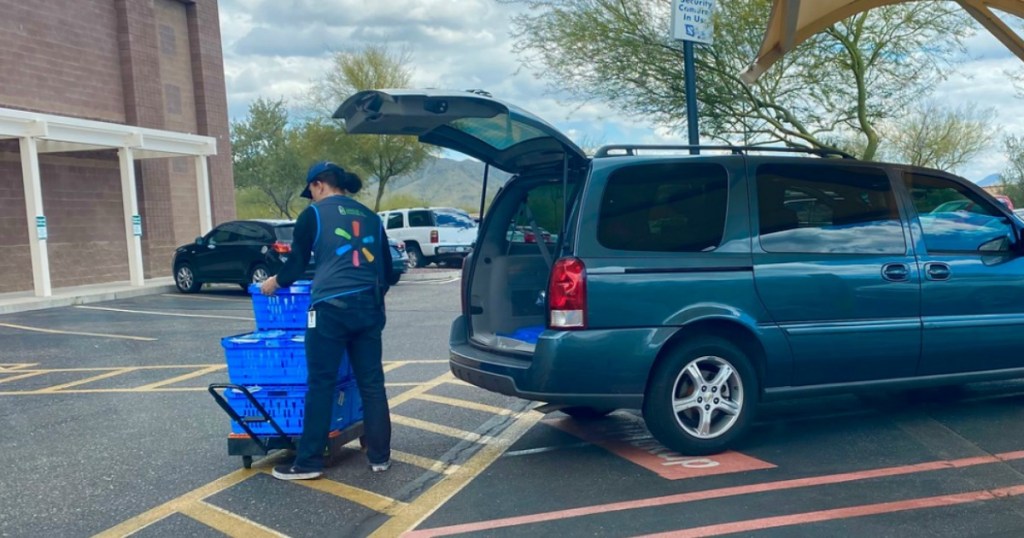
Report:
308,44,433,211
505,0,972,159
1001,135,1024,206
881,102,995,172
230,98,305,218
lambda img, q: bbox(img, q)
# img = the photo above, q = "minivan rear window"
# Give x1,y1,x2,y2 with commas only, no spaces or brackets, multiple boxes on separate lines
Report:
597,163,728,252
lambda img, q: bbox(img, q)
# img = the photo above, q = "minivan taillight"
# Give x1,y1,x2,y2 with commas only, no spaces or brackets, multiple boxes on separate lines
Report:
271,241,291,254
430,229,439,243
548,257,587,329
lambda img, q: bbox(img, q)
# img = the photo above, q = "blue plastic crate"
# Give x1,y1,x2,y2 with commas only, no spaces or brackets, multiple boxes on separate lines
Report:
226,381,361,435
221,330,353,385
248,280,312,330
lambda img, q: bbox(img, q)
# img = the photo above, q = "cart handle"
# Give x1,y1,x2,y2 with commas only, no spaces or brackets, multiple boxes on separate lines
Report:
207,383,293,452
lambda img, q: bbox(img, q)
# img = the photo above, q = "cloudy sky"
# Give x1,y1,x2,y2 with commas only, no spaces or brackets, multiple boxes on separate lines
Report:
217,0,1024,182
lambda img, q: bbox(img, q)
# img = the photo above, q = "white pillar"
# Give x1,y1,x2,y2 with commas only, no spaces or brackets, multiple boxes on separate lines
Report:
195,155,212,235
118,148,145,286
19,137,51,297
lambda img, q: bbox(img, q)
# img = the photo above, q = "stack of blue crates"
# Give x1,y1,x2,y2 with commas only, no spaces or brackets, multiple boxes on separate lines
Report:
220,281,363,436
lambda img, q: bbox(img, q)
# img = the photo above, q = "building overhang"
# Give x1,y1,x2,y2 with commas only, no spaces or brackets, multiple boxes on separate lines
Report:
0,106,217,159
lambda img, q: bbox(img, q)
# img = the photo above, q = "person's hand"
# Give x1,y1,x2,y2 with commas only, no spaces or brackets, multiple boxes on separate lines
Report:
260,276,281,296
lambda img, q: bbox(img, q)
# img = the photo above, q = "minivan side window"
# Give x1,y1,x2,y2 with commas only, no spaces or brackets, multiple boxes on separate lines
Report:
757,164,905,254
386,213,403,230
597,163,728,252
903,173,1014,253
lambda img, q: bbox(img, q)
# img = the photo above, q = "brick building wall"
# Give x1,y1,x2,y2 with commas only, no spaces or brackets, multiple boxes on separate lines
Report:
0,0,234,291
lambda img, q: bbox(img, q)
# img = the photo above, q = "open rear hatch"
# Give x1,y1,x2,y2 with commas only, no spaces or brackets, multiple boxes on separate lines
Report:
335,90,588,353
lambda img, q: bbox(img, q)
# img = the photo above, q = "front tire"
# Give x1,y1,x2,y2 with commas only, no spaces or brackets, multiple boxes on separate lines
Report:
174,263,202,293
642,337,757,456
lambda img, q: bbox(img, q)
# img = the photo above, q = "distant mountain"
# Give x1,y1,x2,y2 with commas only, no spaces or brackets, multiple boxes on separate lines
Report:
367,157,512,211
977,173,1003,187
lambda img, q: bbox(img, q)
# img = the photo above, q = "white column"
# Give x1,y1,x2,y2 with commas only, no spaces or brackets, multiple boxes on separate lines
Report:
19,137,51,297
118,148,145,286
195,155,212,235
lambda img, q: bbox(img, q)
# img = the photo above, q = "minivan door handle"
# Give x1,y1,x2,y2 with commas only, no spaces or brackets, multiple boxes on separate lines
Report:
881,263,910,282
925,262,951,281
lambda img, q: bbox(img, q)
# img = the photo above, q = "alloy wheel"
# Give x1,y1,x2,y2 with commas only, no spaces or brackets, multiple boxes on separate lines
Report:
670,355,744,439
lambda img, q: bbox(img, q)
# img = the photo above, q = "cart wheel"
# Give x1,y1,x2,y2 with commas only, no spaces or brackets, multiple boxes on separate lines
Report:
242,456,253,469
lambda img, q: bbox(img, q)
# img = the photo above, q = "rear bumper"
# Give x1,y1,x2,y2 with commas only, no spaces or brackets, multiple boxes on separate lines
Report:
432,245,472,257
448,315,647,408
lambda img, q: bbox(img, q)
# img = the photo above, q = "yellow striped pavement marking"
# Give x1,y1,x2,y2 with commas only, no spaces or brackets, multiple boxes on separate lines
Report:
369,409,543,537
264,471,407,515
135,365,225,390
0,322,156,341
33,367,138,393
390,450,460,475
0,363,38,372
391,415,481,441
414,393,514,416
178,500,287,538
75,305,253,321
0,370,48,385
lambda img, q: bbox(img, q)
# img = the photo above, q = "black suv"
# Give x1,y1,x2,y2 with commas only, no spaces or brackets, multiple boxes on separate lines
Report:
173,220,314,293
337,89,1024,455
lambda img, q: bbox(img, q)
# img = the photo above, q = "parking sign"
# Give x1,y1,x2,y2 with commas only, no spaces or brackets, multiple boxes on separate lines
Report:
671,0,715,44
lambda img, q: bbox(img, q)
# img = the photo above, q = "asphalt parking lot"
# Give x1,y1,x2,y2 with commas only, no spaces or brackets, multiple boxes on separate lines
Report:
4,276,1024,537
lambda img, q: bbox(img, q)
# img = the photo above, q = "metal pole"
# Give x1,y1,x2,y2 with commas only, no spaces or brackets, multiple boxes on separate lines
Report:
684,40,700,155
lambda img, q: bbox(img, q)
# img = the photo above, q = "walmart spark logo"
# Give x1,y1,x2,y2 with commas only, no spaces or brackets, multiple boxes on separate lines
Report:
334,220,375,267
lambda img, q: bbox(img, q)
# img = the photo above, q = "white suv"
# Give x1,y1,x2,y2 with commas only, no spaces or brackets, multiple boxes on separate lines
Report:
379,207,477,267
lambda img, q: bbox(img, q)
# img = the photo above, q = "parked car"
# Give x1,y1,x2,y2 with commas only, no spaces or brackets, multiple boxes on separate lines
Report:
995,194,1015,210
388,238,408,285
378,207,477,268
337,89,1024,456
173,220,314,293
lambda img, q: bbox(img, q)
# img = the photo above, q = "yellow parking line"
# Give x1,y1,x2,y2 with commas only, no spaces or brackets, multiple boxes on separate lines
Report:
265,471,407,515
178,501,286,538
136,365,225,390
0,370,48,385
384,361,408,373
0,363,38,372
390,450,460,474
0,322,156,341
414,393,514,416
33,367,138,393
369,410,543,537
75,305,253,321
388,372,454,407
0,387,212,396
391,415,481,441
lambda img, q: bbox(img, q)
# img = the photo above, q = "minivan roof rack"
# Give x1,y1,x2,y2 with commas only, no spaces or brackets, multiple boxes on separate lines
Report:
593,145,856,160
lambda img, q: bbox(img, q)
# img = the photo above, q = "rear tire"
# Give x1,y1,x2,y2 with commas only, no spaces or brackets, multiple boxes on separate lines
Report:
174,263,202,293
642,337,757,456
406,244,425,268
561,406,614,420
248,264,270,285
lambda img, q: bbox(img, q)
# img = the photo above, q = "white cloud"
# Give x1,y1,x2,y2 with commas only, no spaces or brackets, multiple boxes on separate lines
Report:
219,0,1024,182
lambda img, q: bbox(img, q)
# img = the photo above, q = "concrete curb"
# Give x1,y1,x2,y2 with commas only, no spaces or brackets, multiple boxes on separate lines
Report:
0,281,178,315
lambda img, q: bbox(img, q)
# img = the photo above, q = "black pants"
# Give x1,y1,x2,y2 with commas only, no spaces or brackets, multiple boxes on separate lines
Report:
295,293,391,469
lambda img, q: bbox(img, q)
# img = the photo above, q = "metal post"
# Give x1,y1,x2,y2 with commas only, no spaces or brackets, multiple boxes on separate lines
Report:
195,156,213,235
684,40,700,155
19,136,52,297
118,148,145,286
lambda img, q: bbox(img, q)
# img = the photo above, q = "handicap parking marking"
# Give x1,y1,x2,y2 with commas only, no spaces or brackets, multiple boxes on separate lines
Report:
0,321,157,341
546,413,776,480
403,449,1024,538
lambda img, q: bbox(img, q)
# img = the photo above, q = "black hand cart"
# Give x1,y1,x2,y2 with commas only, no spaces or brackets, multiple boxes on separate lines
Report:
208,383,364,469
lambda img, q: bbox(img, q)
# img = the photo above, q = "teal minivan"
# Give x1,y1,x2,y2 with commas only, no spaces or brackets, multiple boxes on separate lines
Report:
337,90,1024,455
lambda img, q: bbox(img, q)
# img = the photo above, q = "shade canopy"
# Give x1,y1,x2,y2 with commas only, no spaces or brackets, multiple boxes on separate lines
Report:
741,0,1024,84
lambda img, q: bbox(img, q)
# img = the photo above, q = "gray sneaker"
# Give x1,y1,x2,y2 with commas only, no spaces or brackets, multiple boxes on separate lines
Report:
370,460,391,473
